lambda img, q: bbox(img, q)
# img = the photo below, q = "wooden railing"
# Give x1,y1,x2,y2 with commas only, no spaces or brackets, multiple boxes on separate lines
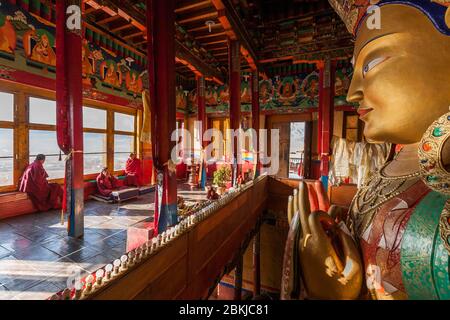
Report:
68,175,268,300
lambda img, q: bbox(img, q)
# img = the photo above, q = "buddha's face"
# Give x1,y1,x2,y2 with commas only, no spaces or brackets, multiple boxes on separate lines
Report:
41,35,49,47
347,5,450,144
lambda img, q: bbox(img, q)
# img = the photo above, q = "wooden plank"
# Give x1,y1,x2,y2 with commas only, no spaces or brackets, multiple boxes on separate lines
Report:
92,233,189,300
87,176,269,300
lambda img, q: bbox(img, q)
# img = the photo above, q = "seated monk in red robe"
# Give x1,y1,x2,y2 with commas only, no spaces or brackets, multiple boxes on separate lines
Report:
19,154,63,212
124,153,142,187
96,167,121,197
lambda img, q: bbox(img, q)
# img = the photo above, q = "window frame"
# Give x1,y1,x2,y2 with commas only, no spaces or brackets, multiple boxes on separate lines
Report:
112,110,137,175
0,90,16,192
0,82,139,193
83,105,108,179
27,94,65,183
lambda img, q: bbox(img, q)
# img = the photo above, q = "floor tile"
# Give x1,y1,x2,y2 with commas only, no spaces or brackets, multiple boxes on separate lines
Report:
11,280,63,300
0,246,12,259
40,238,85,257
12,244,63,262
0,192,162,299
64,247,101,263
0,234,34,252
76,254,113,273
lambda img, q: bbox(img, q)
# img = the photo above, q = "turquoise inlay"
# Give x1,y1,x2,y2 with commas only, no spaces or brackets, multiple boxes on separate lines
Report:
432,224,450,300
401,191,449,300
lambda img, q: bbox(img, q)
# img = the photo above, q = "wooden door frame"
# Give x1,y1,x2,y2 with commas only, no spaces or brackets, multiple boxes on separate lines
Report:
266,113,313,179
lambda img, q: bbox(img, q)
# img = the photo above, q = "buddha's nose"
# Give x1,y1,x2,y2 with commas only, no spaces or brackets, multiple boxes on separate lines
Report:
347,76,364,104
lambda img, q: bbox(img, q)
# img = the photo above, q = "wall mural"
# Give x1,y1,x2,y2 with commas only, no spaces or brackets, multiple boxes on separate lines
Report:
0,2,354,114
186,64,353,115
334,64,354,106
0,2,146,108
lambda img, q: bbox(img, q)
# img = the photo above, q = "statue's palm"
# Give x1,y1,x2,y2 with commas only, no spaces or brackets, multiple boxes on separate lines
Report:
297,182,363,300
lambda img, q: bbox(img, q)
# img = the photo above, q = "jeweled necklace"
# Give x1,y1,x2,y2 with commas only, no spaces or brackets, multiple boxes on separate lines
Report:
348,160,421,237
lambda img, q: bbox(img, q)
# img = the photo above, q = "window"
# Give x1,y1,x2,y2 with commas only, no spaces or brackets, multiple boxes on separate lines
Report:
29,130,65,179
83,106,108,175
0,129,14,187
0,92,14,122
115,113,135,132
29,97,56,125
83,107,107,130
289,122,305,179
114,134,134,171
84,133,107,175
113,112,136,171
0,92,14,188
28,97,64,180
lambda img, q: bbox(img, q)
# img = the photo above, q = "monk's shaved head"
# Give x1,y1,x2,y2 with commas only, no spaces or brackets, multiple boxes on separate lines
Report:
35,154,45,162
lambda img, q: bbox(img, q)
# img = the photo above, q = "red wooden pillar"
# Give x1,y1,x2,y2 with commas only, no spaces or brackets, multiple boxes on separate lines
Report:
228,39,241,186
251,69,260,178
146,0,177,234
56,0,84,238
197,75,207,189
318,59,336,189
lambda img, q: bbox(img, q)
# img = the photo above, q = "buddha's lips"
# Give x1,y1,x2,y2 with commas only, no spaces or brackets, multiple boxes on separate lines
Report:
357,108,373,118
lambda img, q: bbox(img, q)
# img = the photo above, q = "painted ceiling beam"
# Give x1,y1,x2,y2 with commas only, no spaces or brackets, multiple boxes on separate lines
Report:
100,0,224,83
210,0,258,70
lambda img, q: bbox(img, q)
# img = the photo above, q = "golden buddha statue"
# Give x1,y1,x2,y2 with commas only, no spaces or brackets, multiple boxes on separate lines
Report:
284,0,450,300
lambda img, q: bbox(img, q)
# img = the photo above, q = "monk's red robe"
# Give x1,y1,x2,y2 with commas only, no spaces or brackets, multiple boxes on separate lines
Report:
96,173,120,197
124,158,142,187
19,160,63,212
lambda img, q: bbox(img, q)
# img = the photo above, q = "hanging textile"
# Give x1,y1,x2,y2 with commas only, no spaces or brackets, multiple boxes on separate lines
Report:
329,136,391,187
140,89,152,143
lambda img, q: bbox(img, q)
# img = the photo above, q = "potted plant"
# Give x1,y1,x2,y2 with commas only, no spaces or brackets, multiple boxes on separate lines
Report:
213,166,231,195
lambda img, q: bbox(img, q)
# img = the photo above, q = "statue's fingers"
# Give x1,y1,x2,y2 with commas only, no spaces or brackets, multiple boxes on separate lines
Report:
298,181,311,235
293,189,299,215
336,230,363,294
287,195,294,225
328,205,343,221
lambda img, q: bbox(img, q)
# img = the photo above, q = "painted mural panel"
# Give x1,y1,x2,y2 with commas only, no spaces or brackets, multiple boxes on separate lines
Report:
334,61,356,107
186,68,322,115
0,1,146,108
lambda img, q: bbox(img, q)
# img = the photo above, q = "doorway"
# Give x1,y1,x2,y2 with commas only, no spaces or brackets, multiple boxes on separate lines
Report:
267,114,313,179
289,122,305,179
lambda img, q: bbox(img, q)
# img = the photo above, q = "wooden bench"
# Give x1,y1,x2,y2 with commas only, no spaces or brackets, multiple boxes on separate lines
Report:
0,176,130,220
0,192,37,220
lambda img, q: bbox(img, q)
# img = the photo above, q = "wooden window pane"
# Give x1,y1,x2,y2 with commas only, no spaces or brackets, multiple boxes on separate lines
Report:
0,92,14,122
83,107,107,129
29,97,56,125
84,133,107,174
0,128,13,186
114,113,134,132
114,134,134,171
29,130,65,179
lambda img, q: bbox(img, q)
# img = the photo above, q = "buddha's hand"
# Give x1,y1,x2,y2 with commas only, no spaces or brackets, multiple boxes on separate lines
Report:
298,182,363,300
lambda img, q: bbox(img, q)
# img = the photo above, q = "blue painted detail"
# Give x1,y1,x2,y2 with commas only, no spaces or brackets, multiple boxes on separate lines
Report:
200,165,207,189
157,203,178,234
68,188,84,238
356,1,450,36
320,175,328,191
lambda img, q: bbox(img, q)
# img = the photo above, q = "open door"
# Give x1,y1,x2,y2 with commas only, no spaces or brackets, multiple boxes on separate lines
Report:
267,114,312,180
271,121,291,178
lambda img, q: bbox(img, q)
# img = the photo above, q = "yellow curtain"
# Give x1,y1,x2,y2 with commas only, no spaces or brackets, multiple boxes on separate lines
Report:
140,89,151,143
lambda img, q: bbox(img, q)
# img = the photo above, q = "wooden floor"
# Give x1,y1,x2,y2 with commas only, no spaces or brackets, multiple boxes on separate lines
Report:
0,183,206,300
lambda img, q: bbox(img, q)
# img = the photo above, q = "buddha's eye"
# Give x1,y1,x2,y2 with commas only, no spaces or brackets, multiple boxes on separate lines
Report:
362,57,388,78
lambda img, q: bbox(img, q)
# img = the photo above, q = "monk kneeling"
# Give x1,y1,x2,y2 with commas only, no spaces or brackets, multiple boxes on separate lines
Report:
124,153,142,187
19,154,63,212
96,167,123,197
